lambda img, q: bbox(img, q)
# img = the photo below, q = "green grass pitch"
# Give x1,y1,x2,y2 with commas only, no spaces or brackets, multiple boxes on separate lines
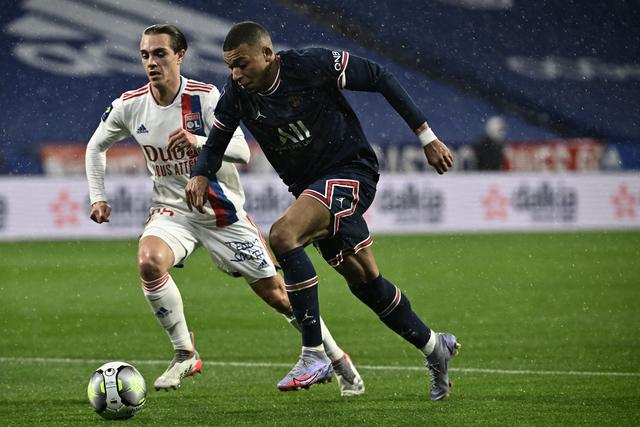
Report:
1,232,639,426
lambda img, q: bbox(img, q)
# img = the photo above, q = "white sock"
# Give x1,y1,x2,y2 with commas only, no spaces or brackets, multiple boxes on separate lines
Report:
319,317,344,362
141,273,192,351
302,344,325,353
284,314,344,362
421,331,438,356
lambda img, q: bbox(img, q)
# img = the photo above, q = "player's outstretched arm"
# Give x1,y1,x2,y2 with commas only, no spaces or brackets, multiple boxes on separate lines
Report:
85,137,109,209
416,123,454,174
86,137,113,223
334,51,453,173
85,98,130,222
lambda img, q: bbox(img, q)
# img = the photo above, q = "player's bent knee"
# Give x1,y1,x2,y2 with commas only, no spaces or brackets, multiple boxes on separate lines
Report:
138,252,169,281
269,220,298,255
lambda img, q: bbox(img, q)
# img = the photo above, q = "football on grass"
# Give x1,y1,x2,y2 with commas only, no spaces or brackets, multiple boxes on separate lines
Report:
87,361,147,420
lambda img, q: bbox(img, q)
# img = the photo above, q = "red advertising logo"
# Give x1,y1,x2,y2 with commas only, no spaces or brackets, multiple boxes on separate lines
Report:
611,184,637,220
481,186,509,220
49,190,81,227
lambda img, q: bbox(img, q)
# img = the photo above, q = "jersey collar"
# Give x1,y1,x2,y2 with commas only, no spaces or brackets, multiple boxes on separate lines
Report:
258,56,281,97
150,76,184,107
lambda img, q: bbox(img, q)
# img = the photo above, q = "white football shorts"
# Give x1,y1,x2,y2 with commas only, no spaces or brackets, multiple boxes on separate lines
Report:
140,207,277,284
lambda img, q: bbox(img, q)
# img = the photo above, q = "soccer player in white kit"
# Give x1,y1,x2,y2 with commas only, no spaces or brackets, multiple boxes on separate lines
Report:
85,24,364,396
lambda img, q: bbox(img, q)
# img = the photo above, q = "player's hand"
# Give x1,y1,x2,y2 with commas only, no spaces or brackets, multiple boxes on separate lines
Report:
424,139,454,174
89,201,112,223
185,175,209,213
167,128,197,152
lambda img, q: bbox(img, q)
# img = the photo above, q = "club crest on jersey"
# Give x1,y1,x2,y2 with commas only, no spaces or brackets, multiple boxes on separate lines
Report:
288,95,302,110
184,112,202,133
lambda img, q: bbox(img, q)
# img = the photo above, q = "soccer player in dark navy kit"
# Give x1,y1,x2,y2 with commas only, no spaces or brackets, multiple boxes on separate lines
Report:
186,22,460,400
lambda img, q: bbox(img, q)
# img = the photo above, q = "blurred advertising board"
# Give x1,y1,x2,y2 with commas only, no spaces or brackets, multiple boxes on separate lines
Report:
1,173,638,240
41,143,146,176
39,139,637,177
503,139,604,171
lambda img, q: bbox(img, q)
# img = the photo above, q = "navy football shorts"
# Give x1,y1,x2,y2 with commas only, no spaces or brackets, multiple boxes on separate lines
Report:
299,165,380,267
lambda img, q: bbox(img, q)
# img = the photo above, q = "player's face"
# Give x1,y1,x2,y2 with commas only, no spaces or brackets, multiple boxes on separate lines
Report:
223,43,274,93
140,34,184,88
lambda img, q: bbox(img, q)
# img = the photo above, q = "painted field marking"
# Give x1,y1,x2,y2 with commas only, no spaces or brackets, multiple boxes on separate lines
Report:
1,357,638,378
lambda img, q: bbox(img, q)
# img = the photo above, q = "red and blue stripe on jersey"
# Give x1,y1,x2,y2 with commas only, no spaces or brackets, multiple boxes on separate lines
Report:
206,179,238,227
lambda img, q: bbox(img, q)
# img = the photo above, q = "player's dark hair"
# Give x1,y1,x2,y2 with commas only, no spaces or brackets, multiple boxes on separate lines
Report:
143,24,188,53
223,21,270,51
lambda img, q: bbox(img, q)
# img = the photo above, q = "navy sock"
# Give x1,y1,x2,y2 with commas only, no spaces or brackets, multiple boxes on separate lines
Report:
350,275,431,348
276,246,323,347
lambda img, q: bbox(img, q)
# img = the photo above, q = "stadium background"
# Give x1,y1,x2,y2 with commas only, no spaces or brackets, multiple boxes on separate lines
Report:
1,0,639,238
1,0,639,425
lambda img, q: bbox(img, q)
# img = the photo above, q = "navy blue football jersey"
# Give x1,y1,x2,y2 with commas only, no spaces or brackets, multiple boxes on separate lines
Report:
193,48,428,195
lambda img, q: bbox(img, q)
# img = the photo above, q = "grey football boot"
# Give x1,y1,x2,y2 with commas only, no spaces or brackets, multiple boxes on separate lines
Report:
424,332,461,400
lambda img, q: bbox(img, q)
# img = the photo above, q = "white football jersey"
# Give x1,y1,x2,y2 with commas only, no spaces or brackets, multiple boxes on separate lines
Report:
86,76,248,225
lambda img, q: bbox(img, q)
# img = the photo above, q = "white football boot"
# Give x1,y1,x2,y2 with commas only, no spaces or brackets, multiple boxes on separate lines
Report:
332,353,365,396
154,332,202,391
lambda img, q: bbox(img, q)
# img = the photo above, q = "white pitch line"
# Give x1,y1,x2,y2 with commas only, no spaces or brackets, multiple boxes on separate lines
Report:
1,356,639,378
